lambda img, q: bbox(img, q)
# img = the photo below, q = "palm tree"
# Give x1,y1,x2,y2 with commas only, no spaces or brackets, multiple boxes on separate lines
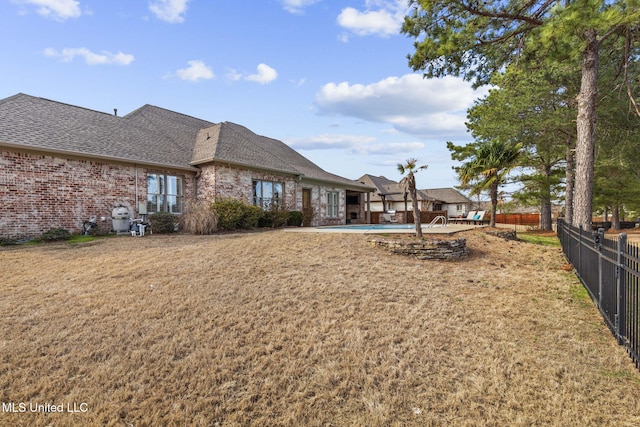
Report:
397,158,428,238
456,140,521,227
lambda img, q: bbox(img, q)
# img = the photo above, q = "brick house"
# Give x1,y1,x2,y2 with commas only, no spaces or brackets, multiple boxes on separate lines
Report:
0,93,373,239
357,174,472,222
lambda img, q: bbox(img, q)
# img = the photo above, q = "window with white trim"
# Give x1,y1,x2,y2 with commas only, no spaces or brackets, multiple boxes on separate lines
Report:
147,173,184,214
327,191,339,218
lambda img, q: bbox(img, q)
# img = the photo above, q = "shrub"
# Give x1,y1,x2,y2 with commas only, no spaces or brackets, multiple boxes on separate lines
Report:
259,205,290,228
287,211,303,227
302,207,315,227
180,201,218,235
242,205,263,229
148,212,178,234
0,237,18,246
213,197,262,231
40,228,71,242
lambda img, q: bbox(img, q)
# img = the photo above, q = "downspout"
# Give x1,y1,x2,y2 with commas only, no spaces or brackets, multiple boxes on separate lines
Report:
135,164,139,215
195,166,202,201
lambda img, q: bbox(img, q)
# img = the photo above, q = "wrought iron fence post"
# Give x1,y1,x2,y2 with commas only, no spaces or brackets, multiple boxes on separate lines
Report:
617,233,627,345
596,228,604,309
578,225,582,275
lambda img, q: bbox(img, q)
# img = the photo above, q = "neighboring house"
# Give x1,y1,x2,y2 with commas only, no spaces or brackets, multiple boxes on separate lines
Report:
357,174,437,213
0,93,373,238
421,188,473,218
357,175,473,221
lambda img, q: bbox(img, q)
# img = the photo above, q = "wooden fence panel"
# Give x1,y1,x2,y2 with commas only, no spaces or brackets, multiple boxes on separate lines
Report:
495,213,539,225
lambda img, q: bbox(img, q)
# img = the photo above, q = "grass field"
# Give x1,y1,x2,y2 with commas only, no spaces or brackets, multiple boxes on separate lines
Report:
1,229,640,426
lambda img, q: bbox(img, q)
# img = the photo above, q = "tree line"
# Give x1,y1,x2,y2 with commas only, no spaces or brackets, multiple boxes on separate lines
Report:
402,0,640,231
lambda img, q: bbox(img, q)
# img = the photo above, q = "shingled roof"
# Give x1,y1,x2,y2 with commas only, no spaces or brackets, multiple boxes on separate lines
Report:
0,93,371,190
0,93,213,170
421,188,472,204
357,174,434,202
192,122,369,188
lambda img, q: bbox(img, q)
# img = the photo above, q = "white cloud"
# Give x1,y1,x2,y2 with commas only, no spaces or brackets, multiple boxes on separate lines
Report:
246,64,278,84
43,47,134,65
316,74,488,138
149,0,189,23
228,64,278,84
286,134,424,156
175,60,214,82
16,0,81,20
225,68,243,82
279,0,320,14
337,0,408,38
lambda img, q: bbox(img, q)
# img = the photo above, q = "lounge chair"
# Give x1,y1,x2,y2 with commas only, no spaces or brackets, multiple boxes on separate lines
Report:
472,211,486,224
382,213,398,223
459,211,476,224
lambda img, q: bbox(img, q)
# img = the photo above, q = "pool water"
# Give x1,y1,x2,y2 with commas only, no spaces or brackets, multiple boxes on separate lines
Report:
328,224,444,230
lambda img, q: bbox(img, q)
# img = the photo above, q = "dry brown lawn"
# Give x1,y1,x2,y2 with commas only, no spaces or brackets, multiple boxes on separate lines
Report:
1,229,640,426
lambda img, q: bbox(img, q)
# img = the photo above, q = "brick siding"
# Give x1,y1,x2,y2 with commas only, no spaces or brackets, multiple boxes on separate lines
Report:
1,150,354,239
0,149,194,239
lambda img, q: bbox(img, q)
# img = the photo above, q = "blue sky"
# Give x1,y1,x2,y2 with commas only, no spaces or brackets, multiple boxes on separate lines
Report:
1,0,489,189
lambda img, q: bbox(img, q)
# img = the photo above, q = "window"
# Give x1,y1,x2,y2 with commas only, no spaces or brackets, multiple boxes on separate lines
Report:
253,180,284,209
147,173,184,214
327,191,339,218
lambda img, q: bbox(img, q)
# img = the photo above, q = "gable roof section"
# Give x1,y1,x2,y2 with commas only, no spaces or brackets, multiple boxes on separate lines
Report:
421,188,472,204
357,174,434,202
194,122,372,190
123,104,214,168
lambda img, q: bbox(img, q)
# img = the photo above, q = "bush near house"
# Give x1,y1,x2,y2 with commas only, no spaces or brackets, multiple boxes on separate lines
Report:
259,205,291,228
212,198,302,231
148,212,178,234
287,211,303,227
39,228,72,242
213,197,263,231
179,201,218,235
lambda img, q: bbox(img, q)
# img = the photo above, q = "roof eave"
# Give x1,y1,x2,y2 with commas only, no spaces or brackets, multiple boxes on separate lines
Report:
299,176,374,192
190,158,300,177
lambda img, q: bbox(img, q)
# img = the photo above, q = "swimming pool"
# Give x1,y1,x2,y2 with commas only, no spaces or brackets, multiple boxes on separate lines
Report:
327,223,445,230
327,224,412,230
284,223,475,234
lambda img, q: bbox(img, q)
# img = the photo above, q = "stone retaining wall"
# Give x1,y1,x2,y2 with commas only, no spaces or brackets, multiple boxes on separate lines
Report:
369,237,468,260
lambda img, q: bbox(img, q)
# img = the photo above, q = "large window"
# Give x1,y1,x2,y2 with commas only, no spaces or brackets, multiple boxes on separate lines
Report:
147,173,184,214
253,180,284,210
327,191,339,218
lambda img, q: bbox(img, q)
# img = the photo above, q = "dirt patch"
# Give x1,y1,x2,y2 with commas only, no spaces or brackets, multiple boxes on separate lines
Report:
1,229,639,426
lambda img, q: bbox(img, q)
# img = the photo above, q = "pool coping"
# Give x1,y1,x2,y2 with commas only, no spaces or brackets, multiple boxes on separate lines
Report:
283,224,480,234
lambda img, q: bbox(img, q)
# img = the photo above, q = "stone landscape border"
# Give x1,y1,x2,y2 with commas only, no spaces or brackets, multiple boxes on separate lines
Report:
368,237,468,260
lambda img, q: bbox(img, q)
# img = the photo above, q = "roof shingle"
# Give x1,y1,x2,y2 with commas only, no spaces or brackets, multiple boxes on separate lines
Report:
0,93,371,190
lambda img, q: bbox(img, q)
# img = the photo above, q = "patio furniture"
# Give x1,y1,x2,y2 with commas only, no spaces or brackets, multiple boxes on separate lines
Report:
471,211,487,225
382,213,399,223
456,211,476,224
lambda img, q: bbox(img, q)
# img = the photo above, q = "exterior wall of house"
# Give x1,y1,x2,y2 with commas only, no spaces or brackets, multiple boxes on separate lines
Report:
445,203,471,218
0,149,195,239
196,164,351,227
198,164,298,207
313,185,346,226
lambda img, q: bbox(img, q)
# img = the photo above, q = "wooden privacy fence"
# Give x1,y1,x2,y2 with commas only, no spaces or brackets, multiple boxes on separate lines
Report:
557,219,640,370
495,213,539,225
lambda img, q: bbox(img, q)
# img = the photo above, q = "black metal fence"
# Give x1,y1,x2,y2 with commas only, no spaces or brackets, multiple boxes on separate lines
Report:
557,219,640,369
